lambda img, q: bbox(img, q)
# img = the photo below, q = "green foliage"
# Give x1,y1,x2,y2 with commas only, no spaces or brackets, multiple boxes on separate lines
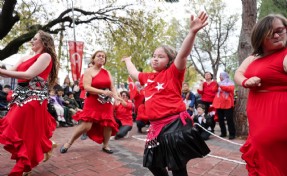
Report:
186,0,239,78
102,9,181,85
259,0,287,18
0,1,48,53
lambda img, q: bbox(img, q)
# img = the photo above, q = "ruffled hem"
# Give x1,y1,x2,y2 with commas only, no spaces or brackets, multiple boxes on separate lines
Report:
73,109,112,122
0,105,56,175
143,118,210,170
73,110,118,144
240,138,286,176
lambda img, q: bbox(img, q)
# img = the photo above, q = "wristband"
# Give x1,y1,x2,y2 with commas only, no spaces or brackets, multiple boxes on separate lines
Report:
241,78,248,88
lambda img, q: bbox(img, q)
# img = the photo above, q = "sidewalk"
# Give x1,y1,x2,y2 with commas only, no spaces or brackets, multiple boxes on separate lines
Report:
0,123,248,176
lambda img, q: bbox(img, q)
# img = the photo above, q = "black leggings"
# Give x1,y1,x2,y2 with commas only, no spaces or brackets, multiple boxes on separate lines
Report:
148,167,188,176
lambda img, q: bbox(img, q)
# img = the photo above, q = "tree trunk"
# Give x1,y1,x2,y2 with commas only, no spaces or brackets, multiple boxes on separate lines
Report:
234,0,257,138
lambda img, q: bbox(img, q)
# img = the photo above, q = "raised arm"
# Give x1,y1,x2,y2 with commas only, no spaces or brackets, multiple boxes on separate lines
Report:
121,56,140,81
175,11,208,70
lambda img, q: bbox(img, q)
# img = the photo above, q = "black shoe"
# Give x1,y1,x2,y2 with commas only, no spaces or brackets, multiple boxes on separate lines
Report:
60,143,70,154
138,128,143,133
229,135,235,140
102,147,113,154
59,122,69,127
220,134,227,137
67,122,74,127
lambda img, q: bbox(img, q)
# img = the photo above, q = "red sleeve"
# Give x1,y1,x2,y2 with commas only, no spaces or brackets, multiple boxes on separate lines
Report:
138,72,149,86
197,89,203,94
220,85,234,93
6,90,13,102
211,81,218,93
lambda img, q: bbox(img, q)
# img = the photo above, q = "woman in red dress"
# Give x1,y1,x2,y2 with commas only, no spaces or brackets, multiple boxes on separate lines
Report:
0,30,59,175
122,11,210,176
60,50,119,154
235,14,287,175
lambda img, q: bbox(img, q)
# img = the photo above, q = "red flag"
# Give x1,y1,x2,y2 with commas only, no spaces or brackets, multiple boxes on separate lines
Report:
68,41,84,81
128,76,137,100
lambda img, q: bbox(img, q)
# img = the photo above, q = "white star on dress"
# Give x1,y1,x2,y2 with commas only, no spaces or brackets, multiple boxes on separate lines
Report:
155,82,164,91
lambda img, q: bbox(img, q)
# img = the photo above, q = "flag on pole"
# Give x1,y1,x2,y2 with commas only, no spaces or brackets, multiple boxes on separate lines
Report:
68,41,84,81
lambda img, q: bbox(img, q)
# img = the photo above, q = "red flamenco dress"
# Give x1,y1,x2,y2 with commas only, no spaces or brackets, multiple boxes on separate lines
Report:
242,48,287,175
73,68,118,144
0,54,56,175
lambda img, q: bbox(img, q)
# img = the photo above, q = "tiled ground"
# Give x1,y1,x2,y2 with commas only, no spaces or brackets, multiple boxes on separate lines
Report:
0,123,248,176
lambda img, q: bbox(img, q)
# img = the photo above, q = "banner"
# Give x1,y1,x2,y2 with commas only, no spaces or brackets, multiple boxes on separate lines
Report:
68,41,84,81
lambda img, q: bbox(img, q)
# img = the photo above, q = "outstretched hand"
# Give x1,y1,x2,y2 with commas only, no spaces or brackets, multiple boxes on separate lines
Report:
190,11,208,33
121,56,132,62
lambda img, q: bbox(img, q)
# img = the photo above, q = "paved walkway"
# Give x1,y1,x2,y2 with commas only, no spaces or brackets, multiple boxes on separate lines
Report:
0,123,248,176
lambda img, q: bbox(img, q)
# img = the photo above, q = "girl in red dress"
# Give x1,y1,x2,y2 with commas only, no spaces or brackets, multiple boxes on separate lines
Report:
122,11,210,176
0,30,59,176
60,50,119,154
235,14,287,175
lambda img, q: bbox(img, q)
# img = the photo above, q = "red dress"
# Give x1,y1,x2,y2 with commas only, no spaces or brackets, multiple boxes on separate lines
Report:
242,48,287,175
73,68,118,144
0,54,56,175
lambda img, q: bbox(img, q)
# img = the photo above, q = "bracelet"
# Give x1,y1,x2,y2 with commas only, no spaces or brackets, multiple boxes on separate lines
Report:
241,78,248,88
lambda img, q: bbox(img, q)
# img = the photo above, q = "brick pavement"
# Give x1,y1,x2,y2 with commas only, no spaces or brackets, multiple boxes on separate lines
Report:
0,123,248,176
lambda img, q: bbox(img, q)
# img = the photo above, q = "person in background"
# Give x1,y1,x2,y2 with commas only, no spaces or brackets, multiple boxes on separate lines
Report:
0,85,12,110
193,104,213,140
60,50,119,154
53,77,62,91
64,91,82,116
197,72,218,112
56,88,73,127
234,14,287,175
63,76,73,96
212,71,236,139
122,11,210,176
72,80,81,107
181,82,196,116
113,91,133,139
117,82,127,93
0,30,58,175
197,72,218,132
49,89,68,127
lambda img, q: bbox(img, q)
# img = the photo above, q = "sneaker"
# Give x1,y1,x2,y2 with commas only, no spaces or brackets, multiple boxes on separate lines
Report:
81,133,87,140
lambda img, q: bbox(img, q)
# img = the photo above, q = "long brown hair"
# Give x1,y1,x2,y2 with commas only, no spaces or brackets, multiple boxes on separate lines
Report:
38,30,59,87
251,14,287,56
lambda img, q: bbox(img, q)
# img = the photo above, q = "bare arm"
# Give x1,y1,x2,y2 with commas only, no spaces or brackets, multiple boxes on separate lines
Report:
234,55,261,87
0,53,51,79
108,71,121,100
175,11,208,70
83,68,105,95
283,54,287,72
121,56,140,81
